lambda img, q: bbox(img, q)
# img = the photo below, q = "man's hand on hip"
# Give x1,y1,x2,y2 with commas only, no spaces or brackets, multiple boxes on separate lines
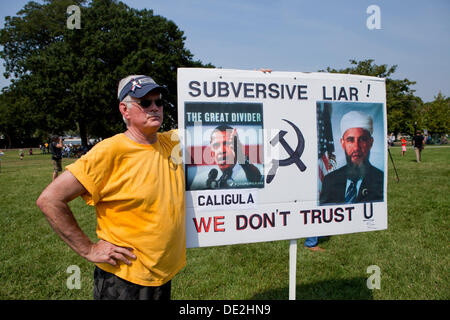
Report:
86,240,136,267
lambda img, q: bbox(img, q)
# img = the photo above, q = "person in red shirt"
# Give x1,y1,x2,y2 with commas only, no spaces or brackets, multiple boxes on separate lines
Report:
401,136,407,156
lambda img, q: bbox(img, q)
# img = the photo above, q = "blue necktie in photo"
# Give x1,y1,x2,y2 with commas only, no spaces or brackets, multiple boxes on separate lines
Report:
345,180,357,203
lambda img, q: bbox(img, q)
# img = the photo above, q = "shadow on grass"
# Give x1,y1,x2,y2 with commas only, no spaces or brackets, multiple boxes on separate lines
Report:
251,277,373,300
317,236,331,246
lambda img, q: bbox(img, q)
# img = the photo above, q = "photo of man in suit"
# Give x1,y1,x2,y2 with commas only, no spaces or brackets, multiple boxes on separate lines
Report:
319,110,384,205
207,125,263,189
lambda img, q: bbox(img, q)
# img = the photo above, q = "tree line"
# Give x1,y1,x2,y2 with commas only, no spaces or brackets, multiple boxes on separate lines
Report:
323,59,449,140
0,0,448,148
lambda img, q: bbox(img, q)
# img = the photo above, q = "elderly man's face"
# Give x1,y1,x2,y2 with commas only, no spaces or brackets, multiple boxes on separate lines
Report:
127,91,163,131
210,130,236,171
340,128,373,166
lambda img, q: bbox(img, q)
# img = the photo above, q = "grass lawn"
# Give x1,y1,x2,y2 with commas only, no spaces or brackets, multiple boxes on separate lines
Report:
0,145,448,300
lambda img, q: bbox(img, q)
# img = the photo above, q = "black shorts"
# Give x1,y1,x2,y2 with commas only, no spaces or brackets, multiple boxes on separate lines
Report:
93,266,171,300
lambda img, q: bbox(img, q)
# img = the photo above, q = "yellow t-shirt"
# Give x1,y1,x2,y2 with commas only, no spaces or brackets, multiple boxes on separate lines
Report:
66,131,185,286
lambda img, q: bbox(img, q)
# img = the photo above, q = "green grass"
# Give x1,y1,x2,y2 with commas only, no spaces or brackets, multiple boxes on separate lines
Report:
0,146,449,300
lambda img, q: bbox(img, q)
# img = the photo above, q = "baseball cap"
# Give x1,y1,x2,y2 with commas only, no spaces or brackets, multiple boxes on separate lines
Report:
118,75,169,102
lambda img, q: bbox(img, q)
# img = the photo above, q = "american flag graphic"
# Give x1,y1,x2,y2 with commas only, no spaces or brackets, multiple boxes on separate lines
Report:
317,102,336,191
130,79,142,92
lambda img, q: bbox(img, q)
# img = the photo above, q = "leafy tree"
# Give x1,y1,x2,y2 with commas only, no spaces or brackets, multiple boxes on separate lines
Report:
322,59,422,136
0,0,211,146
422,92,449,135
0,79,46,147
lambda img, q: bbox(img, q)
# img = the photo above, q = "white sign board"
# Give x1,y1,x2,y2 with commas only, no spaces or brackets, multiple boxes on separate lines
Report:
177,68,388,248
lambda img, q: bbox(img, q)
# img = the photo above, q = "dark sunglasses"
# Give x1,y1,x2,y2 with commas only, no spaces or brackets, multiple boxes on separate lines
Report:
135,98,164,108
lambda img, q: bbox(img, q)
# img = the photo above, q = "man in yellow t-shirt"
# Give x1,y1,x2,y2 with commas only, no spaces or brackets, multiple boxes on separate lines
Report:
36,75,185,300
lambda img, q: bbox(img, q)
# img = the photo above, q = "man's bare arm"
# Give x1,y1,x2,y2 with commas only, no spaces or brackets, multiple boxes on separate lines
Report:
36,171,135,266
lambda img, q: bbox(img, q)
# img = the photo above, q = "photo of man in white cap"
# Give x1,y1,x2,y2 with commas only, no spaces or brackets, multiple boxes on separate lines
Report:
319,110,384,205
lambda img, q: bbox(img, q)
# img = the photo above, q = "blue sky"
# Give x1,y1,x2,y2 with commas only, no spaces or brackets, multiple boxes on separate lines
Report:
1,0,449,102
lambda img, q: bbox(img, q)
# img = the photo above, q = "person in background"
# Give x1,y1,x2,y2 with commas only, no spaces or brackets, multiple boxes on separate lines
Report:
49,136,63,180
304,237,325,252
401,136,407,156
412,130,424,163
388,132,395,147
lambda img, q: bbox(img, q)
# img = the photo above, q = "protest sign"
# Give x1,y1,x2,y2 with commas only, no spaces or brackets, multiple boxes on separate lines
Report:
177,68,387,248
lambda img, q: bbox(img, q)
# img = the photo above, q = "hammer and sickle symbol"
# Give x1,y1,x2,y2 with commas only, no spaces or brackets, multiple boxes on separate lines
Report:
266,119,306,184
